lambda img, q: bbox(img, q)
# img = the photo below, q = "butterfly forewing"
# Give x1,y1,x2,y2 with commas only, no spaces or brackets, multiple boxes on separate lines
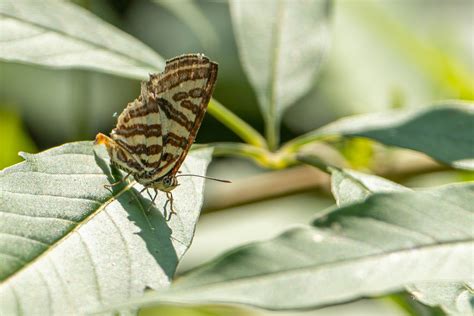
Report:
107,54,218,186
141,55,218,183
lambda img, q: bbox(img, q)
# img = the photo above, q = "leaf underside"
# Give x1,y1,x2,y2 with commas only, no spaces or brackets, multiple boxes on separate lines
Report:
0,0,164,79
0,142,212,315
314,104,474,170
108,182,474,312
230,0,331,147
329,168,474,315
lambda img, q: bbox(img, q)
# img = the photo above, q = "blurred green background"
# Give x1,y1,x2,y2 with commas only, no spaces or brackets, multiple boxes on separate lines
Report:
0,0,472,315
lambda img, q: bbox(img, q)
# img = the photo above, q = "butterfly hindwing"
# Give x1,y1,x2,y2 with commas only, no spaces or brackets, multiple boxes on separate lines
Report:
110,85,163,173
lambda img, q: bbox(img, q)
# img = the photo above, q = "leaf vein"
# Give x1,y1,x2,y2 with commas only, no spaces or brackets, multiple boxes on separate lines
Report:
104,209,132,297
77,232,103,304
1,189,102,204
0,210,78,224
0,232,49,247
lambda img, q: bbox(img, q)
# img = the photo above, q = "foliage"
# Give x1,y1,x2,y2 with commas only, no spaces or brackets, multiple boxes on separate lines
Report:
0,109,37,169
0,143,212,314
0,0,472,315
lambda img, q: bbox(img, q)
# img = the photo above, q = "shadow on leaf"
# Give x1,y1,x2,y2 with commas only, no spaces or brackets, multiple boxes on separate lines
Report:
94,149,179,279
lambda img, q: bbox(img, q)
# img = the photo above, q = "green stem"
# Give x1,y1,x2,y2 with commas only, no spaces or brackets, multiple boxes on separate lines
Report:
210,142,269,165
265,114,279,152
209,142,296,169
279,131,340,154
201,143,297,169
208,99,267,148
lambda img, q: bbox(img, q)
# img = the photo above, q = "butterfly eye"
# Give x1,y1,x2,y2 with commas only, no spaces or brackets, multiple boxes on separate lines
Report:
163,177,172,186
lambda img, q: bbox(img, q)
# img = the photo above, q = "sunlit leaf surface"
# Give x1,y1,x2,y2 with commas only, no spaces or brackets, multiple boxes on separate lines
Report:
407,282,474,316
0,142,212,315
292,104,474,170
329,167,410,206
330,169,474,315
108,182,474,311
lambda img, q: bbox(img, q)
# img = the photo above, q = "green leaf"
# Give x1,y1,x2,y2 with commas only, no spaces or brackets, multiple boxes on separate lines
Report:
0,108,37,169
0,142,212,315
330,169,474,315
407,282,474,316
0,0,164,79
152,0,218,50
285,103,474,170
329,167,410,207
230,0,331,149
107,182,474,312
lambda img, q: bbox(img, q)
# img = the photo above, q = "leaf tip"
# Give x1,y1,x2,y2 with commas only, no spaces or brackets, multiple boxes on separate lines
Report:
18,151,32,161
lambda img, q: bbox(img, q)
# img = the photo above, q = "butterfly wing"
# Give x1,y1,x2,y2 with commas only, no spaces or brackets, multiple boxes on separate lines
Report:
110,84,163,174
107,54,217,185
146,54,218,181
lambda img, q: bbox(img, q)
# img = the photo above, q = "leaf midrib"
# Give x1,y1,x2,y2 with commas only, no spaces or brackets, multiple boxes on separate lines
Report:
0,10,160,71
0,179,137,286
173,238,473,291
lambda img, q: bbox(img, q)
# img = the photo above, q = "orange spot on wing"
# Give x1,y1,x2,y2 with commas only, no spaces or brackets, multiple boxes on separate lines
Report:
95,133,112,147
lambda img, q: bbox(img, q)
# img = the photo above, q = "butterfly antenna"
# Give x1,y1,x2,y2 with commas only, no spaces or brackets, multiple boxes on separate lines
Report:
177,174,231,183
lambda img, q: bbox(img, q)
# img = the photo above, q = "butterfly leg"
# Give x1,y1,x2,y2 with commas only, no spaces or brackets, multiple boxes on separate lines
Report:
104,172,132,191
145,188,154,200
164,192,176,221
145,189,159,214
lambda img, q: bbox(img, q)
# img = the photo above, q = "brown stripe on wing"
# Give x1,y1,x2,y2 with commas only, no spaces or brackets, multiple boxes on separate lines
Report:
115,141,162,156
168,60,218,176
113,124,162,138
164,132,188,148
172,91,188,101
149,67,212,95
156,97,194,130
165,54,211,72
120,103,160,124
113,147,144,173
180,100,199,114
136,153,176,181
189,88,204,98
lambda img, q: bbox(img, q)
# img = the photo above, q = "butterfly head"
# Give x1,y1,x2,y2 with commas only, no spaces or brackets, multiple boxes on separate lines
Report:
153,175,179,192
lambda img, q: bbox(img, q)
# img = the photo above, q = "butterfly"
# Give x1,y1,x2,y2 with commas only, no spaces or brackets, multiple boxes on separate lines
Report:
95,54,227,219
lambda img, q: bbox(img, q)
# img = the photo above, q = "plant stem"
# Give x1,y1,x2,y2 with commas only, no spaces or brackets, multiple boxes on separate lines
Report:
209,142,296,169
209,142,269,166
265,116,279,152
204,151,447,212
280,132,339,154
207,99,267,148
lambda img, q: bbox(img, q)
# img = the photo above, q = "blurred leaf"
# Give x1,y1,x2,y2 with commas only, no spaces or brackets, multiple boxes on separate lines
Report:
286,103,474,170
0,142,212,315
152,0,218,50
352,1,474,100
0,0,164,79
329,167,410,207
330,169,474,315
339,138,374,170
230,0,331,149
407,282,474,316
389,292,445,316
140,304,253,316
106,182,474,312
0,109,36,169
